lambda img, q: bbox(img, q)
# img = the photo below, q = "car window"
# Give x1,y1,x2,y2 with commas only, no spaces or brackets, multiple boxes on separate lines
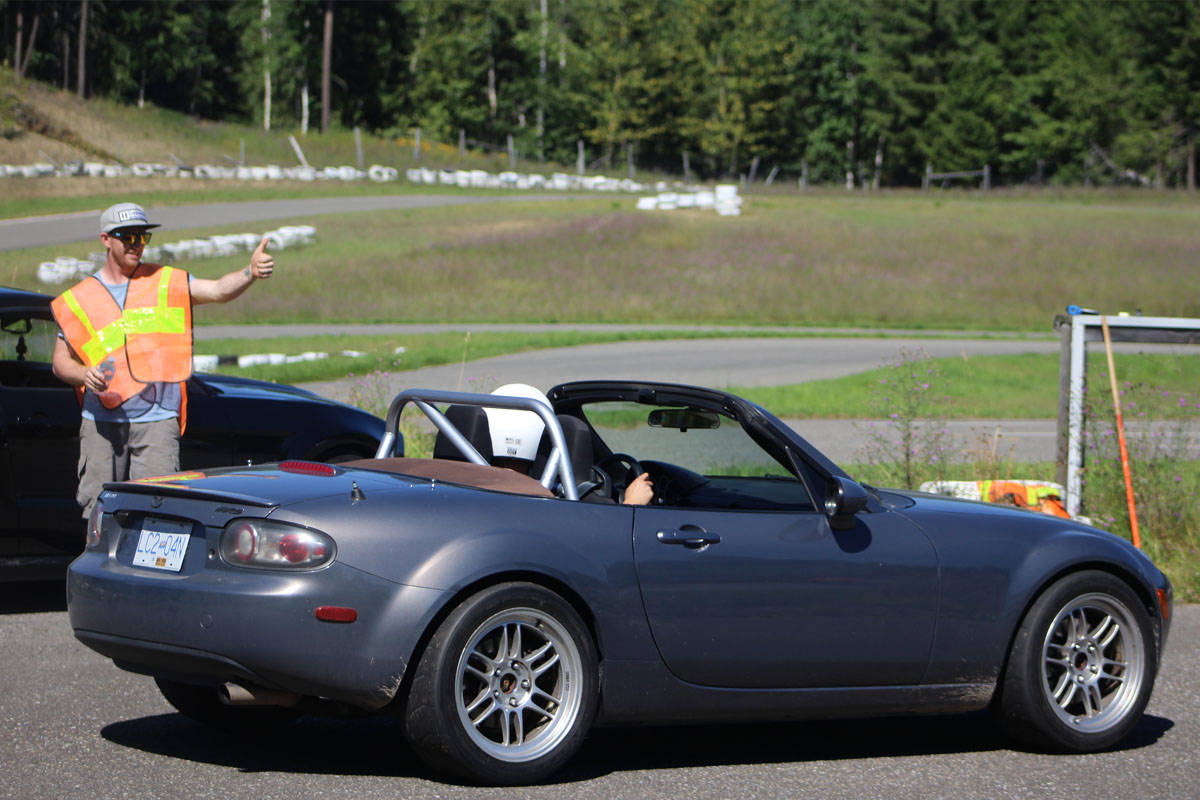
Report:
1,315,57,362
581,400,815,512
0,314,62,388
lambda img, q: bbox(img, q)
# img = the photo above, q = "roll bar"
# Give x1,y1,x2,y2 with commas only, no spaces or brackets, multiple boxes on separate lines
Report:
376,388,578,501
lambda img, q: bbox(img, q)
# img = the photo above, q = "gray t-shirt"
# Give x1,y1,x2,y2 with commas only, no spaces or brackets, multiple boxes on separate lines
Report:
79,274,186,424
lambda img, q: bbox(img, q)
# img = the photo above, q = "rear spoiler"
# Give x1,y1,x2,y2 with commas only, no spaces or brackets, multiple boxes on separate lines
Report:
101,480,278,508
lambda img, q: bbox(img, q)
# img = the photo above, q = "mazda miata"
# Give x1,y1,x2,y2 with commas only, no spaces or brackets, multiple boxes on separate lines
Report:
67,381,1172,784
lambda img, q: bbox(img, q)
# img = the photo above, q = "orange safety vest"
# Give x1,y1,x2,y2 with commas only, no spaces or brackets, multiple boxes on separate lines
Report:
51,265,193,433
979,480,1070,519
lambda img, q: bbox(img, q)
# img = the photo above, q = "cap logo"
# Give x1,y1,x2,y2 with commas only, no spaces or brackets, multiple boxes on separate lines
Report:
116,209,146,223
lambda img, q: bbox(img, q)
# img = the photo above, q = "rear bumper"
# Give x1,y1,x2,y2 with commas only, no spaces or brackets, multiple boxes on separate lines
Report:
67,551,448,710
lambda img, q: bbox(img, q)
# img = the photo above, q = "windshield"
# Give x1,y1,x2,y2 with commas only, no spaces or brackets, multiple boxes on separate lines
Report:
579,400,816,511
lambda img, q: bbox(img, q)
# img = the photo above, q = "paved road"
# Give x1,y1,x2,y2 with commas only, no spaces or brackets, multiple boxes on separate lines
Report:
0,193,574,250
302,334,1065,462
2,584,1195,800
304,335,1070,396
299,334,1200,463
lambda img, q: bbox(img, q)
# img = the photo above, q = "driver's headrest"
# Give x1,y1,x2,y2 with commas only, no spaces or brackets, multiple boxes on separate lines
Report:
532,414,593,481
432,405,493,463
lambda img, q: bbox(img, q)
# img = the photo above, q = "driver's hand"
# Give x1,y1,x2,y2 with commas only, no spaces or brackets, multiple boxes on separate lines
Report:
622,472,654,506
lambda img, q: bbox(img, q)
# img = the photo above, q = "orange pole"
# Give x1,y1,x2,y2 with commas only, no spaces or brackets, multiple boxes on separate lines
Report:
1101,317,1141,548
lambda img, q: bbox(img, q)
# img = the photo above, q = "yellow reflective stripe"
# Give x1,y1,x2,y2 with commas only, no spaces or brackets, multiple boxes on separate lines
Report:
157,266,174,308
85,318,128,362
121,305,186,334
60,289,110,363
63,289,125,364
60,289,97,337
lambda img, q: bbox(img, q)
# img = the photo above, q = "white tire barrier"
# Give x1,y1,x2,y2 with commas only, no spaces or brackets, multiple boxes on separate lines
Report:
35,226,318,284
636,184,740,216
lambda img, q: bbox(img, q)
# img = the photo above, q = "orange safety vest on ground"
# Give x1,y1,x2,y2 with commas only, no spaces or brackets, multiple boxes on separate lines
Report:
980,480,1071,519
51,264,193,433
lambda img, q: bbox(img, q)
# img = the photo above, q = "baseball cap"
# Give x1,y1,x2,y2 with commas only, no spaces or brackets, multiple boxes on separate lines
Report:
100,202,161,234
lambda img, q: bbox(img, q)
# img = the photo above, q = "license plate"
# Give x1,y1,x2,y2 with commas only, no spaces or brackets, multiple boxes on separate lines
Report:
133,518,192,572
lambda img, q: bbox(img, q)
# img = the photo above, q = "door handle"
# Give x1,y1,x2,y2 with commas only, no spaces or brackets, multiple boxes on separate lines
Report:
656,525,720,547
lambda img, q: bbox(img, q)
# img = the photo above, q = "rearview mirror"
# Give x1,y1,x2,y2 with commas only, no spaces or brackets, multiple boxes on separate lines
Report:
647,408,720,432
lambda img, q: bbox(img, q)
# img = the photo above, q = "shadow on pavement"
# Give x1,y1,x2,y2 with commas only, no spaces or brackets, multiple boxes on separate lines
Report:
0,579,67,614
100,708,1174,785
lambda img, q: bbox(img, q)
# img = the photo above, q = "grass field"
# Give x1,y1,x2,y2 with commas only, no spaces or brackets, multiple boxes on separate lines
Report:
6,191,1199,330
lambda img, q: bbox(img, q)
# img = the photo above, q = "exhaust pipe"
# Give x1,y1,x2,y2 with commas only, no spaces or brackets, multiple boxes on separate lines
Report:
220,682,302,708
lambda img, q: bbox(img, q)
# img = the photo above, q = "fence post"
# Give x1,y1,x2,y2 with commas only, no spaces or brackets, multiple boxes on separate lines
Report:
982,163,991,191
507,134,516,168
683,150,690,183
414,128,421,161
799,159,808,190
354,126,363,168
1055,320,1073,488
923,162,932,190
459,129,466,160
289,135,310,169
577,140,584,175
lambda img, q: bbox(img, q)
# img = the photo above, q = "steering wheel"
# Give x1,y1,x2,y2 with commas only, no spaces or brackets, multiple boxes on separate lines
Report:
595,452,649,501
577,464,613,501
596,452,643,485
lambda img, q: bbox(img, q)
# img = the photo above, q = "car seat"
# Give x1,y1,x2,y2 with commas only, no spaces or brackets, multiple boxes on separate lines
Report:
432,405,494,463
532,414,612,501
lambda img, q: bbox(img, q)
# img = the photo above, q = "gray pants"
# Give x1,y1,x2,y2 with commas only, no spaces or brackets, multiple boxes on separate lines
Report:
77,417,180,518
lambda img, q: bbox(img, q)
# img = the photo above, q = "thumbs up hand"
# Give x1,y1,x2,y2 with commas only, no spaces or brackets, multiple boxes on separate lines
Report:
250,235,275,279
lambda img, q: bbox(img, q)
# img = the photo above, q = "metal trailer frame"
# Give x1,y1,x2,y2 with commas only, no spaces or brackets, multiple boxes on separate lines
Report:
1054,313,1200,518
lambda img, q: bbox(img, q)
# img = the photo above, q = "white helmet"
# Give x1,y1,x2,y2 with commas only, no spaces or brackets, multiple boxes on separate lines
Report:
484,383,551,462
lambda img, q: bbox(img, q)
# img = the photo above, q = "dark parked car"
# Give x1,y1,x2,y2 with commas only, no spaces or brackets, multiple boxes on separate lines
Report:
67,381,1172,785
1,286,385,581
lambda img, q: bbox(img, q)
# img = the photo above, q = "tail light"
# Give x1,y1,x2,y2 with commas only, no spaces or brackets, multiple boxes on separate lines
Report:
220,519,334,569
85,501,104,549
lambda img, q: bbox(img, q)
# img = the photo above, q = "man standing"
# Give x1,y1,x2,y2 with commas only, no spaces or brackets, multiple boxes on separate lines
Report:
51,202,276,519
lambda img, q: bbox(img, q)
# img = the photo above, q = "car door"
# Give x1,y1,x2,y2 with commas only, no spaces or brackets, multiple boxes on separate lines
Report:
0,314,84,558
632,501,939,689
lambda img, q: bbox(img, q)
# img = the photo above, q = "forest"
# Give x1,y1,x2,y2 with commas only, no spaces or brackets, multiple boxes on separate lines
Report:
3,0,1199,188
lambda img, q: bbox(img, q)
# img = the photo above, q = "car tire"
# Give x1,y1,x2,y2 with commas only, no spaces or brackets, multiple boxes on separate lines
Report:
404,582,598,785
996,570,1157,752
154,678,300,733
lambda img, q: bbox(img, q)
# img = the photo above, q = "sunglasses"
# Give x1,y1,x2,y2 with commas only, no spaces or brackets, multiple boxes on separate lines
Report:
109,230,152,246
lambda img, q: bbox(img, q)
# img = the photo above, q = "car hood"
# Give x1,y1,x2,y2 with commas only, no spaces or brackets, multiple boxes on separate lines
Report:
886,486,1128,540
195,372,351,407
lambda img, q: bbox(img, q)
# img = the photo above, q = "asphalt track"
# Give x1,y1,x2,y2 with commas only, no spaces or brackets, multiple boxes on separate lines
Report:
2,586,1196,800
0,193,574,250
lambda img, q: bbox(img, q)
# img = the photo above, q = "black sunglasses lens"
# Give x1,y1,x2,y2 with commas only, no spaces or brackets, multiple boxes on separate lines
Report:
113,231,150,245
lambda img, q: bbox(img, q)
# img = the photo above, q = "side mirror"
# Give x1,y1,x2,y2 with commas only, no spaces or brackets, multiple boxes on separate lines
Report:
824,476,869,530
1,317,32,335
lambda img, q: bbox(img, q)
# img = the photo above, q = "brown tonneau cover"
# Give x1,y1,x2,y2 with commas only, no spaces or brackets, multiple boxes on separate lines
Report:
341,458,555,498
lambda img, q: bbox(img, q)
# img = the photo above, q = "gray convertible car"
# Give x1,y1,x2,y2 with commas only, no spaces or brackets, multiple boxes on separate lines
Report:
67,381,1172,785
